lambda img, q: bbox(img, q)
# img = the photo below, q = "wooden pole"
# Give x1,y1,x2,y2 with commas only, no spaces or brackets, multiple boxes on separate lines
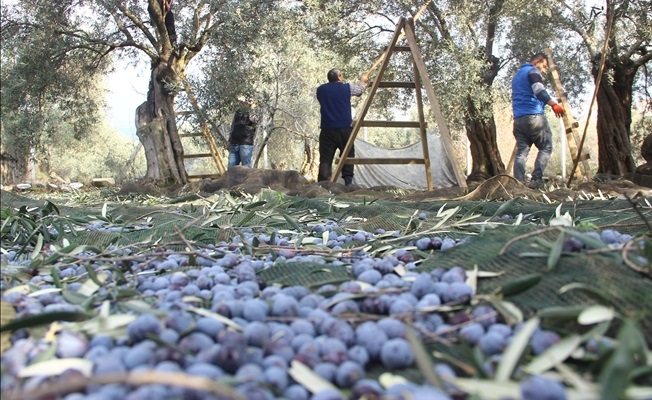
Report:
566,7,614,187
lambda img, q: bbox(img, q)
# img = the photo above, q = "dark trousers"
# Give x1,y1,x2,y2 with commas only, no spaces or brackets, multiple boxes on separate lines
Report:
513,114,553,182
318,128,355,182
165,11,176,42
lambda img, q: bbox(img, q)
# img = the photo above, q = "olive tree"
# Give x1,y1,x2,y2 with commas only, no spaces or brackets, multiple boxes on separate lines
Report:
1,2,106,183
193,3,373,176
3,0,277,185
550,0,651,175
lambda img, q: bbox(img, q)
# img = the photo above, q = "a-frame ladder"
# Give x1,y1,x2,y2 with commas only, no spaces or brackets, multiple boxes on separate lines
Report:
544,48,592,182
330,17,467,190
180,76,227,180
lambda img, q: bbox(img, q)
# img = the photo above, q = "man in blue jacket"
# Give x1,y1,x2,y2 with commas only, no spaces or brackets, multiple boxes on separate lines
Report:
511,52,565,187
316,69,368,186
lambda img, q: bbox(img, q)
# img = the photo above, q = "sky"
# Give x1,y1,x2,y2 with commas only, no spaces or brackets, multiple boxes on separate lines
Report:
104,66,149,140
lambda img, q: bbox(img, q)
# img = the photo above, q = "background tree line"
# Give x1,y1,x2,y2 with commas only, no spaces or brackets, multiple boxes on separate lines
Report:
1,0,650,186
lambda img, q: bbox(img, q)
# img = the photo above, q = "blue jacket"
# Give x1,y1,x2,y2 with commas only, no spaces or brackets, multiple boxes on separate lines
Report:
316,82,353,129
512,63,552,118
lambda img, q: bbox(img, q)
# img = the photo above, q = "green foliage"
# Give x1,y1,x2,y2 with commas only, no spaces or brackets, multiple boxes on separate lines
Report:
0,201,77,253
41,123,146,183
631,111,651,165
1,1,109,181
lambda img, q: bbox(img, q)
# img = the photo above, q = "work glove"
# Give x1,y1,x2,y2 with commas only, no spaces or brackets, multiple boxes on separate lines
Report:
551,104,565,118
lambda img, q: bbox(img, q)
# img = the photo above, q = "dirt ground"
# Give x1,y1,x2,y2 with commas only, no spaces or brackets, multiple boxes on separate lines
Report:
115,166,652,204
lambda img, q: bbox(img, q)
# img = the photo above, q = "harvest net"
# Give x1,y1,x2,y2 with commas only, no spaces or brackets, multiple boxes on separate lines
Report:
2,189,650,334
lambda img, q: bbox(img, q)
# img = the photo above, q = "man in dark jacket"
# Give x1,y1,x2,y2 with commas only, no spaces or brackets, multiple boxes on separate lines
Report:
228,97,258,169
511,52,565,187
316,68,368,186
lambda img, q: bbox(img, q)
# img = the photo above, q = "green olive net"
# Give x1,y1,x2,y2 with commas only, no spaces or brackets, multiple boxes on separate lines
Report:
2,189,650,333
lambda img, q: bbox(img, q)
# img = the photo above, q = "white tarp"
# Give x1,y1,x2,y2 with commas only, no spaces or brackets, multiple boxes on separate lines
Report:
336,133,459,188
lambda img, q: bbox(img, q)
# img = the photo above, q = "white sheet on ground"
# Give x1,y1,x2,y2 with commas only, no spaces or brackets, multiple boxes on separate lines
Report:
335,133,459,188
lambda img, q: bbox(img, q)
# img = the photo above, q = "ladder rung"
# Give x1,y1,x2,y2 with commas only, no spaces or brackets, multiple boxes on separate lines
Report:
342,158,426,165
360,121,425,128
387,46,411,52
187,173,221,180
378,82,417,88
183,153,213,159
179,133,205,138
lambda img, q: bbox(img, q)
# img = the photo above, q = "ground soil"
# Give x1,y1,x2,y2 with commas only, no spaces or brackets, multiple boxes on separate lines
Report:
114,167,652,204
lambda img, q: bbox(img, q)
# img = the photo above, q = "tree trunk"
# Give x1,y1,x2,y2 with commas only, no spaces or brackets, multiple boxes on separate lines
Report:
135,62,187,184
463,50,505,182
593,55,636,175
300,138,318,178
0,150,30,184
464,96,505,181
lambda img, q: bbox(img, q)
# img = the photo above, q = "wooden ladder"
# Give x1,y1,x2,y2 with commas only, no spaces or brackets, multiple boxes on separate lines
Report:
544,48,592,181
330,17,467,190
180,77,226,180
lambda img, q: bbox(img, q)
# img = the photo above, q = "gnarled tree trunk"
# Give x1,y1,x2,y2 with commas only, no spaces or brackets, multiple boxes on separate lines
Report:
464,96,505,181
135,61,187,184
464,52,505,181
593,55,636,175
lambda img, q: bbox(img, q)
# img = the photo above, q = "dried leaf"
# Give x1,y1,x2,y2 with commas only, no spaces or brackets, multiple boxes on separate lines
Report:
523,334,583,375
405,326,443,389
77,314,136,335
379,372,409,389
489,299,523,326
289,360,340,394
30,233,44,260
0,301,16,355
578,305,616,325
18,358,93,378
559,283,611,305
27,288,63,298
187,306,243,331
495,317,540,382
467,265,478,295
450,377,521,398
625,386,652,400
77,271,109,297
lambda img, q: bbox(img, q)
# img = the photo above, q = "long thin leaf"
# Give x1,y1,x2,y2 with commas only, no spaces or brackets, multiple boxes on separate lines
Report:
600,320,648,400
0,311,92,332
547,231,564,271
30,234,44,260
523,334,583,375
289,360,340,394
495,317,540,382
405,326,443,389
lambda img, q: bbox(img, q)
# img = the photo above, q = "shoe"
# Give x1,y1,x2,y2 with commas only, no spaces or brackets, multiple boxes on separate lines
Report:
527,179,545,190
344,177,353,186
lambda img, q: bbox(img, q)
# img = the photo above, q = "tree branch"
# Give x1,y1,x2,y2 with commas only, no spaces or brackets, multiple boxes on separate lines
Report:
427,3,451,41
632,50,652,69
555,0,599,59
116,2,158,52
